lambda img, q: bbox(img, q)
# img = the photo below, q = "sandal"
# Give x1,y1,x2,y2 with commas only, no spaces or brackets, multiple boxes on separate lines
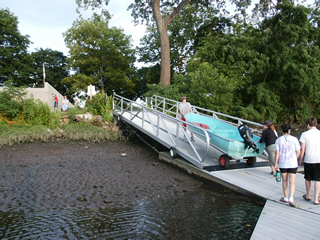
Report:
280,197,288,203
289,201,296,207
314,202,320,205
303,194,311,201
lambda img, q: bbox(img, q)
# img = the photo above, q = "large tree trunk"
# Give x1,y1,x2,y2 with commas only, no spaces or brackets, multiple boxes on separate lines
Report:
152,0,171,86
158,25,171,86
152,0,191,86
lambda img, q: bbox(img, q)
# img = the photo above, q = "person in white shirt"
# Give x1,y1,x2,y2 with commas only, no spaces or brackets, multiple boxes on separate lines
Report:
299,116,320,205
275,123,300,207
179,96,194,142
62,96,69,111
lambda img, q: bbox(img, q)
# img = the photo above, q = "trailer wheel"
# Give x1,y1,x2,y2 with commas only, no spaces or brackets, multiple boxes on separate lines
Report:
219,154,230,169
169,147,177,159
246,157,256,166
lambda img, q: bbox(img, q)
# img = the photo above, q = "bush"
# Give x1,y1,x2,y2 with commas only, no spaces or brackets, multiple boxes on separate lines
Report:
17,98,60,128
86,92,108,115
0,82,26,119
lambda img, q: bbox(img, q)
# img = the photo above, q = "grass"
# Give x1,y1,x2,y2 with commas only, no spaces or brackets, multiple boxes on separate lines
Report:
0,121,125,147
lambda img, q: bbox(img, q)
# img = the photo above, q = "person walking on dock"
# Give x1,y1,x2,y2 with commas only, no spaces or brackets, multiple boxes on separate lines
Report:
179,96,194,142
259,120,278,175
299,116,320,205
275,123,300,207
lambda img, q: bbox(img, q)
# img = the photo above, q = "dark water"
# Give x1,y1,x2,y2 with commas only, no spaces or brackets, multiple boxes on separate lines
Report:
0,186,263,239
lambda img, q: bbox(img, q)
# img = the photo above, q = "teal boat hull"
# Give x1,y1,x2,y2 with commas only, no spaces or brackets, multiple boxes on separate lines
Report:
185,113,265,158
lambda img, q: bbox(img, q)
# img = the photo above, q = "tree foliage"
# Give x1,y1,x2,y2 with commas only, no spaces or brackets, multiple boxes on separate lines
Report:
31,48,70,96
0,81,26,119
63,14,137,98
0,9,33,86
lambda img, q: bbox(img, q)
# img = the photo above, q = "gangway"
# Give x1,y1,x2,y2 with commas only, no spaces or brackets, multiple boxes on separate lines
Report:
112,94,264,169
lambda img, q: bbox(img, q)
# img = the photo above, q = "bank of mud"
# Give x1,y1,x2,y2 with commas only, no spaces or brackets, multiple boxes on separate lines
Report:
0,140,209,211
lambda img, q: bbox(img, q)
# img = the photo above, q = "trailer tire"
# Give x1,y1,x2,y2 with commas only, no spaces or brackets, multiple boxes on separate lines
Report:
246,157,256,166
169,147,177,159
219,154,230,169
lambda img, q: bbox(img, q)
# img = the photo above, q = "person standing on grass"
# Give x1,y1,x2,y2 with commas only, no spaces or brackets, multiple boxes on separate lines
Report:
179,96,194,142
259,120,278,175
299,116,320,205
54,94,58,110
275,123,300,207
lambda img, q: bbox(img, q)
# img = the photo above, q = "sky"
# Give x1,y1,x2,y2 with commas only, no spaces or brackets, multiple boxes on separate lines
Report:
1,0,315,57
1,0,146,56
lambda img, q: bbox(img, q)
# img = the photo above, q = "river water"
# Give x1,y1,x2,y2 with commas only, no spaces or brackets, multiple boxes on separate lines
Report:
0,186,263,239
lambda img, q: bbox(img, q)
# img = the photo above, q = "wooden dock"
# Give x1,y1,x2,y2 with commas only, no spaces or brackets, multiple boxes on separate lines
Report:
159,152,320,240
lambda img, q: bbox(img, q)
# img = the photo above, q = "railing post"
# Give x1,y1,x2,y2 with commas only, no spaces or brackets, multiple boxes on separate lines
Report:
176,102,179,118
142,107,145,128
156,114,160,137
121,98,123,112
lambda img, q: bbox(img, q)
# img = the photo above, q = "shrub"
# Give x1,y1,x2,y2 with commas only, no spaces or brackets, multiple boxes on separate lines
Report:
18,99,60,128
0,81,26,119
86,92,107,115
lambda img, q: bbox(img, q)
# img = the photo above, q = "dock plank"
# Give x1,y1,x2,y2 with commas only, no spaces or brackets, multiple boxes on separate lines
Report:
251,200,320,239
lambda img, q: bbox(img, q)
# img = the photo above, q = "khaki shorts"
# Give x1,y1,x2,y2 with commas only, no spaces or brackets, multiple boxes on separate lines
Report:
266,144,276,167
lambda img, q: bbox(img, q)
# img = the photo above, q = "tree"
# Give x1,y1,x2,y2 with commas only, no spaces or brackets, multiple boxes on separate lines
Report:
137,5,231,74
259,1,320,122
31,48,70,96
63,14,137,97
0,8,33,86
188,62,236,114
193,1,320,123
76,0,218,86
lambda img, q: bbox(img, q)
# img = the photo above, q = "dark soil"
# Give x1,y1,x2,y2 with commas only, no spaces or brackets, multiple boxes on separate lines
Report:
0,140,205,212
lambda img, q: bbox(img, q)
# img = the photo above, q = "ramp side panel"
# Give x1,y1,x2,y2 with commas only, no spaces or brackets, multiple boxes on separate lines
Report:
114,110,205,168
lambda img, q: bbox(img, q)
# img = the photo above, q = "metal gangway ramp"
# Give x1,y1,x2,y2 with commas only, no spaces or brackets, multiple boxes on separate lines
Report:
112,94,263,169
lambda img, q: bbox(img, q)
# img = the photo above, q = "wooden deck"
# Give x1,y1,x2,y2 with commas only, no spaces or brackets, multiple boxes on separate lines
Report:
159,152,320,239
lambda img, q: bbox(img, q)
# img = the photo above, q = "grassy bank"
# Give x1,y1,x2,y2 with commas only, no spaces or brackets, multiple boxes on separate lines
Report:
0,121,125,147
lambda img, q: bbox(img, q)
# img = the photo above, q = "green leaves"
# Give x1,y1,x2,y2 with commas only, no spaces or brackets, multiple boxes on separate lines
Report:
188,62,235,114
0,9,33,86
63,14,136,97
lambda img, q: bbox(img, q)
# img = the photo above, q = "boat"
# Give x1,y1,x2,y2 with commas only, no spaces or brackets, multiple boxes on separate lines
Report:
185,113,265,168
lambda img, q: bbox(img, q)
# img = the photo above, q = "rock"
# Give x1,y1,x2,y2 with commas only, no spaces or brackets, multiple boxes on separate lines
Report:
77,197,87,202
175,177,183,182
121,153,127,157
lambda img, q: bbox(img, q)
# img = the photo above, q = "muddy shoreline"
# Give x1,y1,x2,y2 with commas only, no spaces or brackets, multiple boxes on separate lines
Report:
0,140,208,212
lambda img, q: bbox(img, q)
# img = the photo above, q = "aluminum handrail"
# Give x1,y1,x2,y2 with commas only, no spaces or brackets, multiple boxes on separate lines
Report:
149,95,263,135
113,93,210,165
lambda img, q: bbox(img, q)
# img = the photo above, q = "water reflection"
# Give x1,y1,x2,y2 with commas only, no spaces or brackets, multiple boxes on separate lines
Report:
0,187,263,239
